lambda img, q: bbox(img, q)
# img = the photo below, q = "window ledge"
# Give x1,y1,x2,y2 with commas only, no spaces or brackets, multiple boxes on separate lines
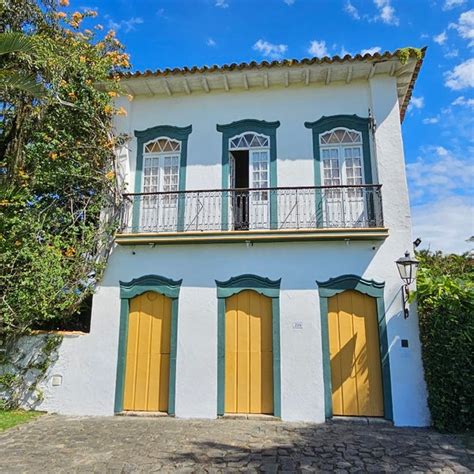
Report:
115,227,389,245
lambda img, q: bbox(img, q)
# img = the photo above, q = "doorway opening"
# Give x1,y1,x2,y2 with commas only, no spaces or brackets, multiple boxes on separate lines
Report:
230,150,249,230
228,132,270,231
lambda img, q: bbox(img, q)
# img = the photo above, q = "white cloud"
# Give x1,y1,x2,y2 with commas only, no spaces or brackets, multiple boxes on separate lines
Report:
411,196,474,254
215,0,229,7
360,46,382,55
283,0,295,5
308,40,328,57
339,46,352,57
407,146,474,203
107,16,143,33
422,116,440,124
374,0,399,25
433,31,448,45
452,95,474,107
206,37,216,47
408,145,474,254
344,1,360,19
407,96,425,112
444,58,474,90
443,0,467,10
253,39,288,59
449,9,474,46
445,49,459,58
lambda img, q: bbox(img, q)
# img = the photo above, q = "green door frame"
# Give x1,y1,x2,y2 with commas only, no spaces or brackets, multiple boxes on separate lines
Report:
304,115,374,227
114,274,182,415
216,119,280,231
215,274,282,417
132,124,192,232
316,274,393,421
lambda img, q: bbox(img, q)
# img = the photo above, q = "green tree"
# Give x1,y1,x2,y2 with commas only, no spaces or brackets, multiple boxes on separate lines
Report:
0,32,46,96
0,0,130,337
415,250,474,432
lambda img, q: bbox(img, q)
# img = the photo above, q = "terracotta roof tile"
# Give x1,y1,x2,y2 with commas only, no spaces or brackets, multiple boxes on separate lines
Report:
117,48,426,122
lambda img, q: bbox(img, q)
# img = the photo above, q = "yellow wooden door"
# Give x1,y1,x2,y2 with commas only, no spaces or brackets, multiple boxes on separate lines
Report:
123,291,171,412
328,290,384,417
225,290,273,414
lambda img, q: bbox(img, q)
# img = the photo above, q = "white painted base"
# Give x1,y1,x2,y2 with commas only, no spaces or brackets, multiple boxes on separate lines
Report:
23,238,430,427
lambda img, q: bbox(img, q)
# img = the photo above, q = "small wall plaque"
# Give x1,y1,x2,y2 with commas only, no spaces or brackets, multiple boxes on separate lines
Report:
292,322,303,330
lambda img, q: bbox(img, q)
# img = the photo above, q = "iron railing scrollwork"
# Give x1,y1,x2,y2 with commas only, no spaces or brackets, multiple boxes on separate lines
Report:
120,184,383,234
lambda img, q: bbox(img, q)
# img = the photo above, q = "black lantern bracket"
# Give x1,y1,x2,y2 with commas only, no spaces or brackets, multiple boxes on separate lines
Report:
395,251,419,319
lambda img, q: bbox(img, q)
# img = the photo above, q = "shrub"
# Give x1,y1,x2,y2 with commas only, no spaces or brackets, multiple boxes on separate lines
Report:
416,250,474,432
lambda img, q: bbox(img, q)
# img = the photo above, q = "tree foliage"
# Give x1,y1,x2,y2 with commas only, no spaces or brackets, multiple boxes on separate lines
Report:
415,250,474,432
0,0,130,337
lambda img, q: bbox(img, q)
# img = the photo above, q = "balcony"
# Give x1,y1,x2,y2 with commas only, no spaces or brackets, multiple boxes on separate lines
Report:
116,185,387,244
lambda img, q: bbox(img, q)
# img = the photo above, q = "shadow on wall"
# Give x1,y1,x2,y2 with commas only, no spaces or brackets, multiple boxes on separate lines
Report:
163,421,473,471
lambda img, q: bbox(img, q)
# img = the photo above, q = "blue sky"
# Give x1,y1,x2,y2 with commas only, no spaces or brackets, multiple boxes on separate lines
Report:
79,0,473,253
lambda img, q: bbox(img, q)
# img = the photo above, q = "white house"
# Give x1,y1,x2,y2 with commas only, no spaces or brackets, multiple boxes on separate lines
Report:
35,48,430,426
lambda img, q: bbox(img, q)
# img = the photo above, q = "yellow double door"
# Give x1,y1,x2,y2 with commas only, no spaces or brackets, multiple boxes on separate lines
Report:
123,292,171,412
328,290,384,417
225,290,274,414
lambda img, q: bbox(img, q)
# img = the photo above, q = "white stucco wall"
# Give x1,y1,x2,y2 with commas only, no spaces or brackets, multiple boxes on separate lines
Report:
27,76,430,426
114,80,371,192
34,238,429,425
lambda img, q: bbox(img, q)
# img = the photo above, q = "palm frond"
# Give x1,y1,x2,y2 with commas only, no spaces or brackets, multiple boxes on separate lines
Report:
0,70,46,97
0,32,36,56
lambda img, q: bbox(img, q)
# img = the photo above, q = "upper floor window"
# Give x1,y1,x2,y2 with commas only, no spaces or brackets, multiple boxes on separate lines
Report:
142,137,181,197
319,128,364,187
229,132,269,150
228,132,270,202
144,138,181,154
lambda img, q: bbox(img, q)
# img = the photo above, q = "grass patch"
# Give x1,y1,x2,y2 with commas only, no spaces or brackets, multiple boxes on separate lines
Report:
0,410,43,431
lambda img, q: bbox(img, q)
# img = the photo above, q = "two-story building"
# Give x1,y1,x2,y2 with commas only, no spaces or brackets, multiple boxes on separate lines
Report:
35,48,430,426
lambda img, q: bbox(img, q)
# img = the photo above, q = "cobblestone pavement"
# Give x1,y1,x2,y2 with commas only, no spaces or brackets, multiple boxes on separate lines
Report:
0,415,472,473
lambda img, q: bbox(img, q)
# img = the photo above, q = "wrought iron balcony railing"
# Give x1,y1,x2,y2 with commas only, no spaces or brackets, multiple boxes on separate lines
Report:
119,184,383,234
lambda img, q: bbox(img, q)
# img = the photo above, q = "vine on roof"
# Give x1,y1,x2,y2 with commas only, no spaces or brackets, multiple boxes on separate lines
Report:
396,47,423,65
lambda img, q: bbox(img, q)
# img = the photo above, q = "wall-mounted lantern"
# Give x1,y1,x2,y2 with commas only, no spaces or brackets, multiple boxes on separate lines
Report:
396,251,419,318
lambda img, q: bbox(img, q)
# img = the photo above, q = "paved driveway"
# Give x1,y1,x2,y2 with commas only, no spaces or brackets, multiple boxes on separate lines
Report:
0,415,472,473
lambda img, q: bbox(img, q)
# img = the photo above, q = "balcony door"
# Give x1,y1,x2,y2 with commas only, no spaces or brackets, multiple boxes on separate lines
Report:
229,132,270,230
319,128,366,228
141,138,181,232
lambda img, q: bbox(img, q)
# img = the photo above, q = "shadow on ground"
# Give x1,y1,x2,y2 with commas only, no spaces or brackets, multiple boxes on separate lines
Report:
166,420,474,472
0,416,472,472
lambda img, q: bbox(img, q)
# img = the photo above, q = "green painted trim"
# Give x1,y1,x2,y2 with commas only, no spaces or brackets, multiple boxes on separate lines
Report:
114,298,129,413
168,298,179,415
317,274,385,299
376,297,393,421
115,274,183,415
217,298,226,415
305,115,373,226
316,274,393,420
216,274,281,417
132,125,192,232
120,274,182,299
271,298,281,417
215,273,281,299
217,119,280,230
